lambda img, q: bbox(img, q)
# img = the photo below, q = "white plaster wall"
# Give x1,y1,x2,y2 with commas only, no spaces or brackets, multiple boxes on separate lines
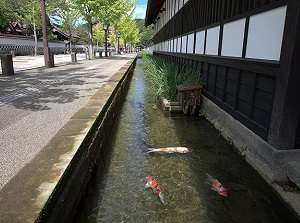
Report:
246,6,287,61
0,37,65,48
167,0,170,21
179,0,183,10
175,0,178,14
206,26,220,55
181,35,187,53
187,33,194,53
0,37,42,46
195,30,205,54
175,38,179,53
221,18,245,57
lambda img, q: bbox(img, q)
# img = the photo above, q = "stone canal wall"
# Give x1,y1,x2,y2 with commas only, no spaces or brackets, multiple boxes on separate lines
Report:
35,58,136,223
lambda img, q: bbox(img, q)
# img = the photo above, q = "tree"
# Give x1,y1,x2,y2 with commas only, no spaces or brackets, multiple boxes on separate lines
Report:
56,1,81,53
1,0,64,55
72,0,136,58
117,15,140,52
135,19,154,48
93,23,105,46
0,0,13,33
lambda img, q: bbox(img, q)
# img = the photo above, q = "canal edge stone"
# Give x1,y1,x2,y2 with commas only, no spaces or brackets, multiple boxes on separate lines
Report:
34,58,137,223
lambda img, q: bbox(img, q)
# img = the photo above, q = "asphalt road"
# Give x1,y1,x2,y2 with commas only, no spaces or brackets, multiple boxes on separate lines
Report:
0,54,136,190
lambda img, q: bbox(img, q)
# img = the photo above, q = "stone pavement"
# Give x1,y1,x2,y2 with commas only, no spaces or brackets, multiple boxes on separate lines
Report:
0,53,136,222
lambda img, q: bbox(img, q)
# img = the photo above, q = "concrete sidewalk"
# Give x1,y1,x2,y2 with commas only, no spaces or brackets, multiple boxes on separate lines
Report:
0,53,136,222
0,53,87,74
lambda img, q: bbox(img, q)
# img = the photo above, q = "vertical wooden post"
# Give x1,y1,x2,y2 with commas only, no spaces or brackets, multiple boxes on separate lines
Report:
1,54,14,76
41,0,53,68
267,1,300,150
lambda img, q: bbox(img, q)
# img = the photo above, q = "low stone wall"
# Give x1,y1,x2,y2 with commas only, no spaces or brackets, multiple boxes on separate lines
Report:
35,58,136,223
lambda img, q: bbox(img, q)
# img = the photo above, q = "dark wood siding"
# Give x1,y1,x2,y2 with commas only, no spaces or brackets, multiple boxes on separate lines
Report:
153,52,278,140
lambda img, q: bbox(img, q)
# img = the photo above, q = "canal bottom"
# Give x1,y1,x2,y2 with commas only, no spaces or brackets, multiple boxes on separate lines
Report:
72,59,298,223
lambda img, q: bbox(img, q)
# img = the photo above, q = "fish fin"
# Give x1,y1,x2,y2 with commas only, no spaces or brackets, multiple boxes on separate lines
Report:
145,183,151,189
210,187,218,192
205,180,213,186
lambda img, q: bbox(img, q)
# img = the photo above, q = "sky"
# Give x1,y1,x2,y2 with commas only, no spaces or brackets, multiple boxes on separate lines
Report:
134,0,147,19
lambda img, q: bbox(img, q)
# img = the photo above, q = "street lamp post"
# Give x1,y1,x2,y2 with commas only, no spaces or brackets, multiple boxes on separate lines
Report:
102,21,110,57
117,32,121,54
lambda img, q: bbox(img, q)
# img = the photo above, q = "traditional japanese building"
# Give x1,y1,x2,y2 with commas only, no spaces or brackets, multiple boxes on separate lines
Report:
145,0,300,189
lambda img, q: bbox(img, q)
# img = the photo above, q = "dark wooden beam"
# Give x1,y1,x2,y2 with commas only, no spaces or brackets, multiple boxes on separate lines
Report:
268,0,300,150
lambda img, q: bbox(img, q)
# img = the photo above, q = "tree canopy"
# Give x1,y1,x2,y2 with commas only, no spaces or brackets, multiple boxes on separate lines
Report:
0,0,151,54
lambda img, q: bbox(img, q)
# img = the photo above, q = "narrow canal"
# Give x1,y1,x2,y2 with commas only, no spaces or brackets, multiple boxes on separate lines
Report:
73,59,297,223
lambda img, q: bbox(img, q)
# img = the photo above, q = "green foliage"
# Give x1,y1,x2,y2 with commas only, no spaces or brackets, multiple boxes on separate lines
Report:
71,0,136,56
142,52,206,101
93,24,105,46
116,15,140,46
198,109,207,118
0,0,64,36
135,19,154,48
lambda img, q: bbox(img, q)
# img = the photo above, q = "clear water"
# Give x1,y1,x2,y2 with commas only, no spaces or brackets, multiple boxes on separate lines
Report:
73,59,297,223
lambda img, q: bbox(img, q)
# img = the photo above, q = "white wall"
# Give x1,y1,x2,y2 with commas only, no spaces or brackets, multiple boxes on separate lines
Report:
246,6,287,60
153,5,287,62
221,19,245,57
187,33,194,53
195,31,205,54
205,26,220,55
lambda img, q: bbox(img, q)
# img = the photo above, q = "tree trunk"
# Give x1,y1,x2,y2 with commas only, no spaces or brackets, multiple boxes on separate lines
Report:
33,21,38,56
69,34,72,53
87,22,93,59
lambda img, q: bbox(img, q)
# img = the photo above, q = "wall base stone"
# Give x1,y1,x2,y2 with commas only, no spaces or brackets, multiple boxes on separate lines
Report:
202,96,300,184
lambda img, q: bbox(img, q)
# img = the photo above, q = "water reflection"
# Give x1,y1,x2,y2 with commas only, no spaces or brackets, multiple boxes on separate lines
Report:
73,59,297,223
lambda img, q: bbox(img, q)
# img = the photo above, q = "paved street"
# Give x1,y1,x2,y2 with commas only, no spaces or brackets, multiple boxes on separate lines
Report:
0,53,136,190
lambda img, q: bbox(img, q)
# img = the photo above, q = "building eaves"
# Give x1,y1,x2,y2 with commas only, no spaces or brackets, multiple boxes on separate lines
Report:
145,0,165,27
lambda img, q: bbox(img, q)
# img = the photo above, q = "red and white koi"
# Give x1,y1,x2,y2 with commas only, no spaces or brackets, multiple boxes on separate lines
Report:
206,174,228,197
145,176,165,204
147,147,191,154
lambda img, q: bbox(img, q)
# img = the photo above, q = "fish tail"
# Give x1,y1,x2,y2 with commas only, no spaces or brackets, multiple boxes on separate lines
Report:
146,148,157,153
206,173,213,181
159,194,165,204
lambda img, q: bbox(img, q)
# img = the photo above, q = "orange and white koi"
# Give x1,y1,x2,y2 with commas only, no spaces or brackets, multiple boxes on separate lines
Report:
147,147,191,154
145,176,165,203
206,174,228,197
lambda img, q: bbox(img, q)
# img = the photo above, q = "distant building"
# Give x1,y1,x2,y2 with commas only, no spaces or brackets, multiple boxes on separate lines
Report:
50,24,80,42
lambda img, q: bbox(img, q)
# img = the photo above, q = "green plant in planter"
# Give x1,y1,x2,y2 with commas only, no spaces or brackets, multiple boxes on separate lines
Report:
142,51,206,101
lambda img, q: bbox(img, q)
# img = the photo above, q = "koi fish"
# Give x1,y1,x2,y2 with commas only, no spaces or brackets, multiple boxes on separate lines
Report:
206,174,228,197
147,147,191,154
145,176,165,203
